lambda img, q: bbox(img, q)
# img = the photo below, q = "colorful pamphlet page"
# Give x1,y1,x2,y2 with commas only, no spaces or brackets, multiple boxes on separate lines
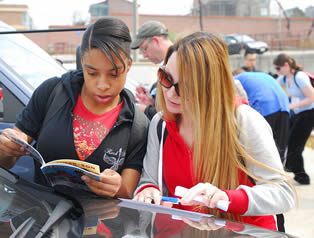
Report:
3,131,100,191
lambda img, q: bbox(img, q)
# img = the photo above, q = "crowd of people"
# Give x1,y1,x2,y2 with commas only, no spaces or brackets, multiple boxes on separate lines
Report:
1,16,314,232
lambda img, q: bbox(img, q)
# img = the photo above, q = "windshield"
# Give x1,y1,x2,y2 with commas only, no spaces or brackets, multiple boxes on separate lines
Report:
0,31,66,90
233,34,255,42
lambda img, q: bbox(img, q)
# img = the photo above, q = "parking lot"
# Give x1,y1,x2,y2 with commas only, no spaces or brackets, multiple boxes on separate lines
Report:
284,145,314,238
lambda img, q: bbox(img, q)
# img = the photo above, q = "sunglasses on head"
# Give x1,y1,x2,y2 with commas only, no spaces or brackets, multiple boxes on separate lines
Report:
158,66,180,96
275,66,281,71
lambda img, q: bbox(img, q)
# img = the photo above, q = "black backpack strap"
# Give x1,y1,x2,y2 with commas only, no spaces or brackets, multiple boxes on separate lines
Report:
283,75,287,84
42,80,70,127
157,118,168,145
293,71,300,88
127,105,149,155
283,72,300,89
276,214,285,232
240,158,285,232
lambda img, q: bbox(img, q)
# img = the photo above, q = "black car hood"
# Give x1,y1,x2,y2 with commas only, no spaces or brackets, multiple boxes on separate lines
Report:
0,167,297,238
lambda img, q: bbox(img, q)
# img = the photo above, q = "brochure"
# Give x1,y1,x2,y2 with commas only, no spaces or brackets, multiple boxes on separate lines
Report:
3,131,100,191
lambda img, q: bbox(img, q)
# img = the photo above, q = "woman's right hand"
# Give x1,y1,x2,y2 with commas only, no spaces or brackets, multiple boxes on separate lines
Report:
0,128,29,168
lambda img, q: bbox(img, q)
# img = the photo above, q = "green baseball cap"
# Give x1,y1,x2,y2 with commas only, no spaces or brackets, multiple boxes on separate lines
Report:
131,21,168,49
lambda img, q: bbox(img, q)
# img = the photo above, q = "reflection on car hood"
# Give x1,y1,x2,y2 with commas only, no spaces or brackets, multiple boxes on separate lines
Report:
0,167,298,238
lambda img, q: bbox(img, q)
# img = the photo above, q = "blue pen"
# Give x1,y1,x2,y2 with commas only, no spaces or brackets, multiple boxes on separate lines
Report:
161,196,180,204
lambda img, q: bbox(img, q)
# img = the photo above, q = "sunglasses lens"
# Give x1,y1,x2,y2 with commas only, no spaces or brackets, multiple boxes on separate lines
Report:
158,67,180,96
275,67,280,71
158,68,172,88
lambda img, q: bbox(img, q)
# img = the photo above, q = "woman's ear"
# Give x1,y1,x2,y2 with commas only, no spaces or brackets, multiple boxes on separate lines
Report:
126,58,133,73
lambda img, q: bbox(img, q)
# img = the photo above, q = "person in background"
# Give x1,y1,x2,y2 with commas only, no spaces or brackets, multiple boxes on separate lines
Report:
232,69,290,163
131,21,173,120
241,50,259,72
0,17,149,198
274,53,314,185
134,32,295,231
76,45,82,70
233,79,248,102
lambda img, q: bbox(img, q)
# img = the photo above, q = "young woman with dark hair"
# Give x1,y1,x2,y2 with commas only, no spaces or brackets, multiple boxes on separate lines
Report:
0,17,149,198
273,53,314,185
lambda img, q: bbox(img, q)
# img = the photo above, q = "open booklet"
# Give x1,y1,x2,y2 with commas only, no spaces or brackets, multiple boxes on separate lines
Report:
3,131,100,191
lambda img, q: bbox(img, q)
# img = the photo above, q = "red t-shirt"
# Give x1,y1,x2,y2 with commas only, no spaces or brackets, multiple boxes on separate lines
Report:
73,95,123,161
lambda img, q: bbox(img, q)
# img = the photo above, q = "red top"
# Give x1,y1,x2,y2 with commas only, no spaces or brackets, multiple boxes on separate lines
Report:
162,119,276,230
73,95,123,160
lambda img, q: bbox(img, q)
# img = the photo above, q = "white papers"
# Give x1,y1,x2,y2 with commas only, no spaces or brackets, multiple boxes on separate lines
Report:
118,198,213,221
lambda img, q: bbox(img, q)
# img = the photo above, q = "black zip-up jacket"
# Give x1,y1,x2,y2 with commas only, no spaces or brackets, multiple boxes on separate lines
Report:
16,70,149,186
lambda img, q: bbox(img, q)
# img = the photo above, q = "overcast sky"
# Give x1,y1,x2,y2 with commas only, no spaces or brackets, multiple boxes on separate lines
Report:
1,0,313,28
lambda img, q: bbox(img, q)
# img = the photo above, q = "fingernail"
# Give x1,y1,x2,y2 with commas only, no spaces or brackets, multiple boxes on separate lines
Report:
81,176,86,181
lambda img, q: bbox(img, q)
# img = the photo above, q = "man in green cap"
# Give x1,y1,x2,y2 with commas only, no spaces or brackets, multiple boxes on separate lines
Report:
131,21,173,119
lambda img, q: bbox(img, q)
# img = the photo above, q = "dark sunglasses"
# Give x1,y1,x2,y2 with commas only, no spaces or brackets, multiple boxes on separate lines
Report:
158,66,180,96
275,66,281,71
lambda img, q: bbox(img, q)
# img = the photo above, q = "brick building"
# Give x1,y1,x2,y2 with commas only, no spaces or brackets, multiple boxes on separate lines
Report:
1,0,314,54
191,0,271,17
0,3,32,30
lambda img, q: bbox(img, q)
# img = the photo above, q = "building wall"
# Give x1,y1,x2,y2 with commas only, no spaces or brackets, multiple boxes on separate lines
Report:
115,14,314,39
25,26,85,54
23,14,314,54
305,6,314,17
108,0,133,15
0,4,29,30
192,0,271,17
1,1,313,54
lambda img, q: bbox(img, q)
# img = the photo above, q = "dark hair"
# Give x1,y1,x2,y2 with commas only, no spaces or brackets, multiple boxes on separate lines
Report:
80,17,132,73
273,53,303,71
244,49,256,57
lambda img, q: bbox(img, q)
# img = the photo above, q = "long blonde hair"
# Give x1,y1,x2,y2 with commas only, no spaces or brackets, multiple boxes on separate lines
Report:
156,32,293,221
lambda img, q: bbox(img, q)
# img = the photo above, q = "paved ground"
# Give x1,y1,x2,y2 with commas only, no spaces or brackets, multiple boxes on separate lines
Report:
284,147,314,238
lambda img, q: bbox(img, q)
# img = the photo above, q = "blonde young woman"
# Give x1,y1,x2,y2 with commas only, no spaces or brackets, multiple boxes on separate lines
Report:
133,32,295,231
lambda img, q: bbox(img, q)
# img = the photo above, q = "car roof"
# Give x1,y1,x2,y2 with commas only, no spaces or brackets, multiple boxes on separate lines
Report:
0,21,67,92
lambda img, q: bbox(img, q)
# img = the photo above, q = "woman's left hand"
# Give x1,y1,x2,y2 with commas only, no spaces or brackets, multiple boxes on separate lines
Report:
180,183,229,209
82,169,122,197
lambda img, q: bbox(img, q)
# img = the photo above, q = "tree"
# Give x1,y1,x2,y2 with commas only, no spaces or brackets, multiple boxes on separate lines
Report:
72,11,88,26
289,7,305,17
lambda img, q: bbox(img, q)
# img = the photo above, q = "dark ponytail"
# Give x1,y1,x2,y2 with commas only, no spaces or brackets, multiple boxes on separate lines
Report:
273,53,303,71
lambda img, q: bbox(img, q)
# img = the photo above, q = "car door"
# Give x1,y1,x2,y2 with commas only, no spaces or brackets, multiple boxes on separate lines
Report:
0,21,67,181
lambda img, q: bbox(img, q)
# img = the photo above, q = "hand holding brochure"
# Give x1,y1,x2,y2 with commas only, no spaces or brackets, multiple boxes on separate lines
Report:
3,131,100,191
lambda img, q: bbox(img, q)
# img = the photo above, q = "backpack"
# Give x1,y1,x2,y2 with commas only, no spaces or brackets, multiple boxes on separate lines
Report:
283,71,314,88
156,100,285,232
42,79,148,155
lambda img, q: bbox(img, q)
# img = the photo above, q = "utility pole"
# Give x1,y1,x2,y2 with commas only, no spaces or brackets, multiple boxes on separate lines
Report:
132,0,139,61
275,0,290,50
198,0,204,31
275,0,290,31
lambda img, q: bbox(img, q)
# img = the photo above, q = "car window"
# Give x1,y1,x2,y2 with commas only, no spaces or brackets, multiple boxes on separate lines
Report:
0,33,66,90
224,36,235,44
241,35,254,42
0,83,24,123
